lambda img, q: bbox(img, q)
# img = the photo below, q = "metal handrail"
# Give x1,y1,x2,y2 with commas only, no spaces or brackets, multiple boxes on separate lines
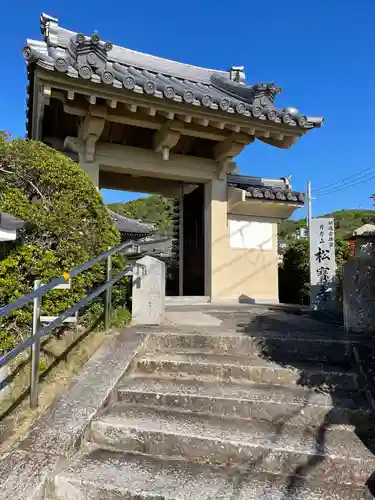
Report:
0,241,137,318
0,240,140,408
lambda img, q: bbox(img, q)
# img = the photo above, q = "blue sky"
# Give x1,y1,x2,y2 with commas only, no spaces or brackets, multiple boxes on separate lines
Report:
1,0,375,219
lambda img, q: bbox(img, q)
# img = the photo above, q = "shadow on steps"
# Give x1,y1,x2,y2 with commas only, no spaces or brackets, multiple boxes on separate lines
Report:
236,309,375,499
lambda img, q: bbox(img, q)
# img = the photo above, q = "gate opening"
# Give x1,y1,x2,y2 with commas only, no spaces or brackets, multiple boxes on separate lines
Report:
104,182,205,298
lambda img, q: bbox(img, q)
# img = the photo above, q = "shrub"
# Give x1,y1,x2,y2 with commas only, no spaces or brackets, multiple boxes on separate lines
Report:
279,239,310,305
0,135,127,352
279,237,349,306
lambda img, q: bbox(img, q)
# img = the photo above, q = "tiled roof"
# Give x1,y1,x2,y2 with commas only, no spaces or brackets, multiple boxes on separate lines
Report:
23,13,323,131
139,237,172,257
0,212,25,231
227,174,305,204
108,210,154,236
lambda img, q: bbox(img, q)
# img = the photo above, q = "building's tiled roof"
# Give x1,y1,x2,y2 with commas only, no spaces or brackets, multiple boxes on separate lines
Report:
227,174,305,204
23,13,323,132
139,237,172,258
108,210,154,237
0,212,25,231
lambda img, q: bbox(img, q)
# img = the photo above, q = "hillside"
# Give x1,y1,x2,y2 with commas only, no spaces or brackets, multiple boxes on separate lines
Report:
108,196,375,241
279,209,375,240
108,195,174,235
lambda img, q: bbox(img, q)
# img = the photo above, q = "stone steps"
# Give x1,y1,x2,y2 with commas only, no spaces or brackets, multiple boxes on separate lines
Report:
134,351,359,390
51,450,373,499
88,403,375,486
117,376,371,427
45,310,375,499
147,331,355,365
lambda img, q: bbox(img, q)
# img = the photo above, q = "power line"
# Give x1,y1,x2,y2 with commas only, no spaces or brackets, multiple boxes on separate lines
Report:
314,164,375,195
314,165,375,194
316,172,375,197
316,171,375,196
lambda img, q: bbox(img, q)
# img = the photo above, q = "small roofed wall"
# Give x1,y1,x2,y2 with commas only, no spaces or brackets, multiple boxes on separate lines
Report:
0,228,17,242
205,179,279,303
0,212,25,242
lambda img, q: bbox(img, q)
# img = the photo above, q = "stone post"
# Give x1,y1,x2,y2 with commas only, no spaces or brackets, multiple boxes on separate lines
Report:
132,256,165,325
343,256,375,333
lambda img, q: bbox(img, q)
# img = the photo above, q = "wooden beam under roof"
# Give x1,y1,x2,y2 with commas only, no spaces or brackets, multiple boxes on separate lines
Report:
39,71,304,141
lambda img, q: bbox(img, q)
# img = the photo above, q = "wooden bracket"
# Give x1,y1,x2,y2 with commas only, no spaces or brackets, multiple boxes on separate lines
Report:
213,133,254,163
213,133,254,178
79,114,105,162
153,121,182,160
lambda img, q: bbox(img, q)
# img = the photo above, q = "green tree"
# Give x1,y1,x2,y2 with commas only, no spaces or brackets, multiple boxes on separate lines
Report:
279,238,349,305
279,239,310,305
279,209,375,242
0,135,127,352
109,195,174,234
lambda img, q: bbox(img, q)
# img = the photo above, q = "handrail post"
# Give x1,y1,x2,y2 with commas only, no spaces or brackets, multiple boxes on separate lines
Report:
30,280,41,408
104,250,112,332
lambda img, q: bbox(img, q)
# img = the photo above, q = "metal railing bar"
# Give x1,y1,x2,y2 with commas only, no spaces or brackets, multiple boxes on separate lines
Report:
0,241,137,318
0,266,132,369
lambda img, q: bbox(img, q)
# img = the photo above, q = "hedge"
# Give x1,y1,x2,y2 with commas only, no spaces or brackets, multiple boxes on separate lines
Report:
279,237,349,306
0,134,129,353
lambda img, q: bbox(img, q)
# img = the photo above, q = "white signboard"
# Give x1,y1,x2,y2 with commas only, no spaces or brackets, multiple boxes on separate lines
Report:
309,218,336,310
229,219,273,250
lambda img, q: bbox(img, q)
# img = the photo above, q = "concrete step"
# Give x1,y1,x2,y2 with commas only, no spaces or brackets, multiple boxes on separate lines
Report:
52,450,374,499
117,376,372,427
134,352,359,391
165,296,210,306
147,331,354,366
88,403,375,486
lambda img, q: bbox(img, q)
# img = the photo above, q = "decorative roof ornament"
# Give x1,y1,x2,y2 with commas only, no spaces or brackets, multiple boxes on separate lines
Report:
280,175,292,190
40,13,59,44
67,32,114,83
229,66,246,84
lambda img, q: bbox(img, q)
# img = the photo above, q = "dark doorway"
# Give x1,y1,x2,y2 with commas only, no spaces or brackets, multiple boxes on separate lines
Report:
183,184,205,296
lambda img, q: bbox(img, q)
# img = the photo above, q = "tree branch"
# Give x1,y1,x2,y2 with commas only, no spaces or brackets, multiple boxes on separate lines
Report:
0,166,46,203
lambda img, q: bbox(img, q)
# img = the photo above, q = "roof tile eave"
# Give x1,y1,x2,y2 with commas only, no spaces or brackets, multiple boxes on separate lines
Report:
228,174,305,205
107,210,155,236
0,212,25,231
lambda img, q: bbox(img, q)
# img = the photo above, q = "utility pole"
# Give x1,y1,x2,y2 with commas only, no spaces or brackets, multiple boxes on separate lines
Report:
307,180,312,231
307,180,313,309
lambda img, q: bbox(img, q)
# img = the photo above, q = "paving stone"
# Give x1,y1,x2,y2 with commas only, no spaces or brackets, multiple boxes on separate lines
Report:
0,450,60,500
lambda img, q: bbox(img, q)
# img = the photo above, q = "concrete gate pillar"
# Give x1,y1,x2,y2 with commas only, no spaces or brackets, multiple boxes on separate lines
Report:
204,177,228,300
79,155,100,188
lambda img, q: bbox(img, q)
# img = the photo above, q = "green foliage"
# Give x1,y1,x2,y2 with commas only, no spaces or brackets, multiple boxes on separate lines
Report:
38,358,47,373
279,209,375,242
0,136,127,352
279,239,310,305
108,195,174,234
279,238,349,305
110,306,132,329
